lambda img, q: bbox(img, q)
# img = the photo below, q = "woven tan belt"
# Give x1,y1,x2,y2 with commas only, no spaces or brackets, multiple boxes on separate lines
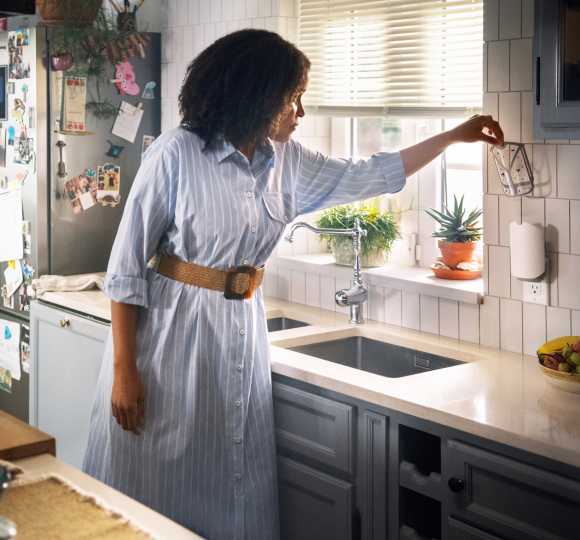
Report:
156,254,265,300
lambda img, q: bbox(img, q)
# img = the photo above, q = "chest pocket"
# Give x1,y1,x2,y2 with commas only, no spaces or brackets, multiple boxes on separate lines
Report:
262,192,297,225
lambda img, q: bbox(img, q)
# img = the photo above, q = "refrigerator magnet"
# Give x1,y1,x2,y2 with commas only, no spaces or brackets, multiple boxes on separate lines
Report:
2,292,14,310
64,171,98,214
97,163,121,207
0,368,12,394
3,262,23,298
10,98,25,123
21,325,30,374
105,140,124,158
23,235,31,255
19,282,30,312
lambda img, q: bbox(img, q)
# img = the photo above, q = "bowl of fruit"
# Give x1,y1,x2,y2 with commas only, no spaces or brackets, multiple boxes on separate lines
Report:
538,336,580,393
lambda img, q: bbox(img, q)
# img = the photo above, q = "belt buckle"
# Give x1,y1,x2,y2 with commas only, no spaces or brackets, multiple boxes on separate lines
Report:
224,266,257,300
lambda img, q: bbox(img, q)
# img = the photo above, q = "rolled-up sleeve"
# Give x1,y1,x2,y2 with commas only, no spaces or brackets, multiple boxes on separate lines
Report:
293,141,407,215
103,142,178,307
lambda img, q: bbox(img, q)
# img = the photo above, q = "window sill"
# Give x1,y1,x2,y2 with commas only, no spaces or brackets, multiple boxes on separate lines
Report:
267,254,483,305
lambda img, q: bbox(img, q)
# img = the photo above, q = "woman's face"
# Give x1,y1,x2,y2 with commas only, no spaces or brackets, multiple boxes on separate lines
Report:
272,74,309,143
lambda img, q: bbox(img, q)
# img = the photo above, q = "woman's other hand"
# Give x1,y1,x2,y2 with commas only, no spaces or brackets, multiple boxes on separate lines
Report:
450,115,504,147
111,363,145,436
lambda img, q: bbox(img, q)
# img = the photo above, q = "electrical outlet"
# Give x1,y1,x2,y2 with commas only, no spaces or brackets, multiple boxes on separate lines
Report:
523,267,550,305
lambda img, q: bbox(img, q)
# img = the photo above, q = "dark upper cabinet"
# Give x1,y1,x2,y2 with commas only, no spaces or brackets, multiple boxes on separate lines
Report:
533,0,580,138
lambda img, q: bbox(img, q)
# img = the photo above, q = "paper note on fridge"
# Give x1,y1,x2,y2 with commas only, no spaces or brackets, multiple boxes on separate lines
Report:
0,187,23,262
111,101,143,143
0,319,21,381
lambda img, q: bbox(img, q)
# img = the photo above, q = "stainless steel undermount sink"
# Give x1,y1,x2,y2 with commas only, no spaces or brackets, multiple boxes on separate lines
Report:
267,317,312,333
288,337,464,378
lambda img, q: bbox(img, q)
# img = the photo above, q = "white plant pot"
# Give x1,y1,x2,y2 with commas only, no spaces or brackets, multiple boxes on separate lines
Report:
330,236,387,268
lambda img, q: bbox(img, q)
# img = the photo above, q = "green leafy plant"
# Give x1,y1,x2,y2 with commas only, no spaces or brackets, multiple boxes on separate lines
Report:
46,1,134,119
425,195,482,244
314,200,403,260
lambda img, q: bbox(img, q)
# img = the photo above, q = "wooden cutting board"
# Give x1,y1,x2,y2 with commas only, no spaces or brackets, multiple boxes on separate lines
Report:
0,410,55,461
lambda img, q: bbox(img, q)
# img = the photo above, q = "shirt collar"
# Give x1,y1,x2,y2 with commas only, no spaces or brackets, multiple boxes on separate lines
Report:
211,135,275,164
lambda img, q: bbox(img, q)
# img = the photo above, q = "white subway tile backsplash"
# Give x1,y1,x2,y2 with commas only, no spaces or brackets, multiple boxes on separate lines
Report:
545,198,570,253
402,291,420,330
521,92,541,144
511,274,523,301
315,116,331,137
480,295,501,348
571,200,580,255
286,17,298,44
509,39,532,91
177,0,188,26
228,20,240,33
291,270,306,304
488,245,511,298
483,194,499,245
498,91,521,143
320,275,336,312
499,195,521,246
368,284,385,323
484,0,499,41
557,145,580,200
234,0,246,20
521,0,534,37
547,251,559,307
439,298,459,339
532,144,557,198
499,0,522,40
161,98,174,132
459,302,480,343
558,254,580,310
483,244,489,295
167,0,178,27
487,41,510,92
216,21,229,39
188,0,199,25
246,0,259,18
259,0,272,18
182,27,194,62
305,273,320,308
204,23,216,47
500,298,523,353
547,306,571,340
521,196,544,228
222,0,234,21
277,267,291,301
572,310,580,335
522,303,546,356
280,0,294,17
199,0,210,23
193,25,205,56
263,267,277,297
420,295,439,335
384,287,402,326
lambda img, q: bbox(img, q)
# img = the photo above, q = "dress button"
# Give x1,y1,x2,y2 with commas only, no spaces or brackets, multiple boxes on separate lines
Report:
246,192,252,198
235,473,241,480
237,364,242,370
284,215,288,221
236,400,241,407
243,260,249,265
251,227,256,233
235,437,241,443
239,329,245,335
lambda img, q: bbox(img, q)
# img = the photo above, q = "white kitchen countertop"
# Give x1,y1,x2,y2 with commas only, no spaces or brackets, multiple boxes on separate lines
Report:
37,286,580,470
12,453,204,540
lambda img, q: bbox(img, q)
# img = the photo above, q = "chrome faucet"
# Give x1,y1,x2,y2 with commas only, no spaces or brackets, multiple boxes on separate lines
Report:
284,218,368,324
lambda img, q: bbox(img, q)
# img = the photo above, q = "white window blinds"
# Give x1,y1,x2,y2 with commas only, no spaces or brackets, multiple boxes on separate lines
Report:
299,0,483,117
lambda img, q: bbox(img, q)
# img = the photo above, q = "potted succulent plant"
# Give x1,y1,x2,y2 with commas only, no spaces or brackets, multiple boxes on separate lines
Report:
315,201,402,268
425,195,482,269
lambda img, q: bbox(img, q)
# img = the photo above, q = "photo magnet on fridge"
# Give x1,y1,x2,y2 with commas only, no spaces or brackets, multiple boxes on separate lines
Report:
64,171,98,214
0,368,12,394
97,163,121,207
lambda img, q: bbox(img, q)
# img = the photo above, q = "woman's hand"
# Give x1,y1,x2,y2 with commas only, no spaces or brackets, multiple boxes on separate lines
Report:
400,115,505,177
111,363,145,436
449,115,504,147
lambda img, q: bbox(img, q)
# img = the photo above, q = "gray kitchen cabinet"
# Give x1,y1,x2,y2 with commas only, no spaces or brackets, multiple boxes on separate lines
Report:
30,300,109,469
447,439,580,540
278,456,355,540
272,373,580,540
533,0,580,139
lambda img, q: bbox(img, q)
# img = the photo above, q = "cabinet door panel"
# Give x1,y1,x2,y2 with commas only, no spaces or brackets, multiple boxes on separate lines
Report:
273,382,356,475
359,410,388,540
278,456,354,540
447,439,580,540
30,301,109,469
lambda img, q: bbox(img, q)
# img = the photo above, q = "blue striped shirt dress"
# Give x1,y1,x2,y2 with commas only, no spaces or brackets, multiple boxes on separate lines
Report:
82,126,406,540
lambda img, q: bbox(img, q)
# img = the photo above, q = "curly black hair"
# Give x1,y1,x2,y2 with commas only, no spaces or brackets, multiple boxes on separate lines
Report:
179,29,310,150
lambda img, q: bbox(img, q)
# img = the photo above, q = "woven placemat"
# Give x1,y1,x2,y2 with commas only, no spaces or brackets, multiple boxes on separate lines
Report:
0,473,163,540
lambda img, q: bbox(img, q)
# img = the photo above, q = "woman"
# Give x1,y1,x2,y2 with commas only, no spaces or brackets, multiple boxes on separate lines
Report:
83,29,503,539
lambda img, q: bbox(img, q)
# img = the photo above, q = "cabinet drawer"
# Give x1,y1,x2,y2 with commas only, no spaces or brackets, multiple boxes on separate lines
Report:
447,440,580,540
273,382,355,475
447,518,502,540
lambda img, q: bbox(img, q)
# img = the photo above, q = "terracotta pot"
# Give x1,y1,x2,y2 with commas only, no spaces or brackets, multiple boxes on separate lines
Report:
438,240,476,270
37,0,102,27
51,53,73,71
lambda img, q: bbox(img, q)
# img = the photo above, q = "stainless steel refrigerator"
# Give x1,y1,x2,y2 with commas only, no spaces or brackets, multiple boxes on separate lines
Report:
0,22,161,421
